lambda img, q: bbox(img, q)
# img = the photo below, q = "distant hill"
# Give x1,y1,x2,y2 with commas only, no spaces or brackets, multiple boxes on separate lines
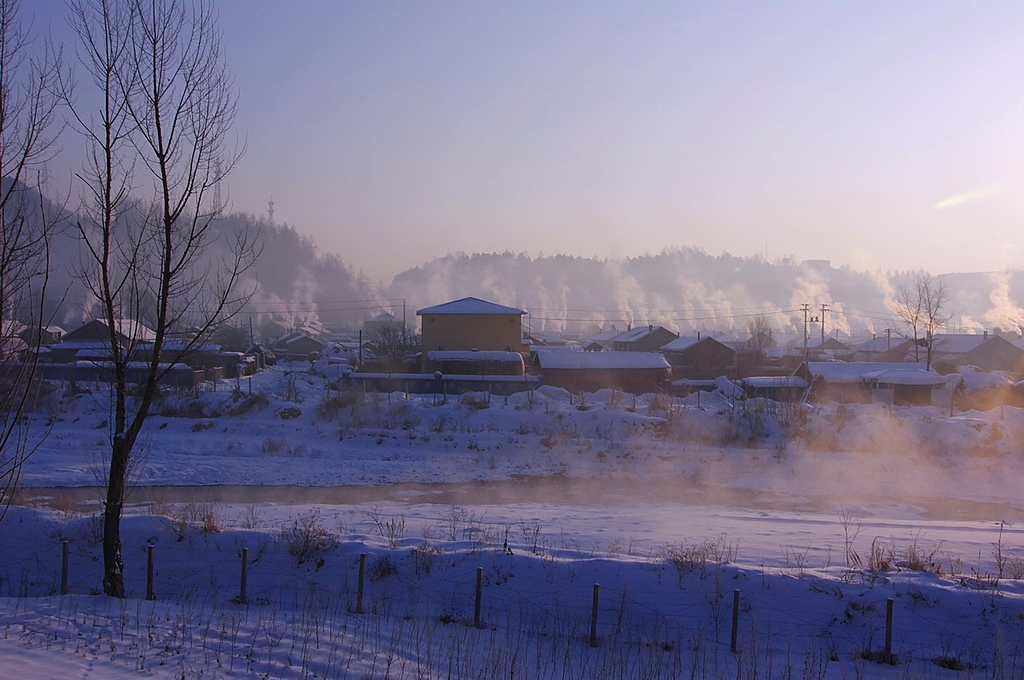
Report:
214,214,376,329
2,182,377,333
16,177,1022,341
386,250,1024,340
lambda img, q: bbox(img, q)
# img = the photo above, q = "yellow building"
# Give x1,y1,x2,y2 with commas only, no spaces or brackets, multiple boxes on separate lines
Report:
416,297,527,370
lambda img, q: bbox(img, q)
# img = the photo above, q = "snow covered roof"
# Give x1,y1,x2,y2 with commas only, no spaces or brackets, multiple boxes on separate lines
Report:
349,372,536,383
930,334,991,354
661,336,702,352
799,361,938,383
661,335,732,353
138,340,221,352
276,330,325,349
417,297,526,316
740,376,810,389
613,325,674,343
64,318,156,342
70,360,195,372
813,337,851,351
535,351,670,370
427,350,524,362
960,369,1012,392
50,338,110,350
861,368,947,386
585,328,624,343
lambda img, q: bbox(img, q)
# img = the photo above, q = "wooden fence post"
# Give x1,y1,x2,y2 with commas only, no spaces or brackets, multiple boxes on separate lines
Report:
146,544,155,601
730,589,740,653
356,553,366,614
474,567,483,628
60,540,69,595
238,548,249,604
884,598,894,663
590,584,600,647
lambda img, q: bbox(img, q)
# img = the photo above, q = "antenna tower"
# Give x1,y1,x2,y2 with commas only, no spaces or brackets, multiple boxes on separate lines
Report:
267,198,275,225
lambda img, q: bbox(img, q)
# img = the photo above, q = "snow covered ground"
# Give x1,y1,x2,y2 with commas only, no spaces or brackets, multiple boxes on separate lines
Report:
3,365,1024,678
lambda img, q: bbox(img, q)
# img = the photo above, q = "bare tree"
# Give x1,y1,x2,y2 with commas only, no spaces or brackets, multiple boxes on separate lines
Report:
0,0,62,520
737,314,772,376
66,0,257,597
890,271,950,370
370,323,418,373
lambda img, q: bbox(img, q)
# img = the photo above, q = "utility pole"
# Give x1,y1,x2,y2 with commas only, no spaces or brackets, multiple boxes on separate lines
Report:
802,304,810,360
820,303,830,346
802,303,820,361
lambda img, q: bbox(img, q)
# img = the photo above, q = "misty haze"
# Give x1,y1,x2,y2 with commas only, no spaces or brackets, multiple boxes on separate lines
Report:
4,1,1024,679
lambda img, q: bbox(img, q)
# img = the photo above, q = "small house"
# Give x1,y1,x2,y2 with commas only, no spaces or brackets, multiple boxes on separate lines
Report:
738,376,810,402
794,361,944,405
426,350,525,376
929,333,1024,375
612,325,678,352
417,297,527,370
50,319,156,363
533,351,671,394
661,335,737,379
272,330,326,362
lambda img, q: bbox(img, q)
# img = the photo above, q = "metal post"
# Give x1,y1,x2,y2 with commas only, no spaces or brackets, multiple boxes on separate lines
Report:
356,553,366,614
60,540,69,595
731,589,740,653
146,544,155,600
474,567,483,628
589,584,600,647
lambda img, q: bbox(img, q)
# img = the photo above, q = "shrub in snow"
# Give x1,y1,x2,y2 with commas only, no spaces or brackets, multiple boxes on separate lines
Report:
282,509,337,567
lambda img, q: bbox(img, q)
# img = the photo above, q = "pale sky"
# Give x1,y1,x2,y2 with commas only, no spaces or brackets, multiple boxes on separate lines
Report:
28,1,1024,284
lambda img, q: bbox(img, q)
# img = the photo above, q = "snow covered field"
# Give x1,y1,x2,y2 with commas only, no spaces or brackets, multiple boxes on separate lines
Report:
3,366,1024,678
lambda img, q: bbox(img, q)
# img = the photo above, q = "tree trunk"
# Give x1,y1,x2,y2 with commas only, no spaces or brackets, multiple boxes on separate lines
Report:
102,433,129,598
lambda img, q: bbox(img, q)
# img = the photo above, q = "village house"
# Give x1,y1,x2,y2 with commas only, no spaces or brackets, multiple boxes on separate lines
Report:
738,376,810,401
660,335,737,380
49,319,157,363
612,325,678,352
581,326,624,352
793,361,946,406
425,349,526,376
927,333,1024,376
532,350,671,394
809,337,855,362
271,330,327,363
18,325,65,347
849,334,915,363
416,297,527,370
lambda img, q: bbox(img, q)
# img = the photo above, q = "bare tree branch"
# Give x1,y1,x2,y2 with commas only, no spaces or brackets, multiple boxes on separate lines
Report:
0,0,62,521
67,0,257,597
889,271,950,370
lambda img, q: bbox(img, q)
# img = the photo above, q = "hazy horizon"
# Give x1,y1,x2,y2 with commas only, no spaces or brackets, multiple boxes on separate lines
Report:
27,0,1024,285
